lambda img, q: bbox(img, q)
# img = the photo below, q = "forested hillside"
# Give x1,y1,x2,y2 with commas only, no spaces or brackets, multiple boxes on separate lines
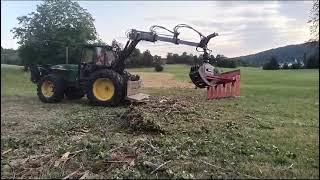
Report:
235,41,319,66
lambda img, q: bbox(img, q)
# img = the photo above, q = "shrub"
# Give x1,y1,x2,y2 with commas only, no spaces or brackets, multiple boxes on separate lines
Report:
154,64,164,72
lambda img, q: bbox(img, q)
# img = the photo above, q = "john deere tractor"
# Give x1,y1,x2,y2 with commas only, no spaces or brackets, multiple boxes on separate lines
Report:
30,24,220,106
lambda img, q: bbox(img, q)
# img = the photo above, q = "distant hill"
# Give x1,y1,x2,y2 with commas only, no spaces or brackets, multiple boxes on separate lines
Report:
234,41,319,66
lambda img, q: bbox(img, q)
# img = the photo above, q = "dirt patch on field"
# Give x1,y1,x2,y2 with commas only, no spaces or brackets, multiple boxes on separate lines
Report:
136,72,194,88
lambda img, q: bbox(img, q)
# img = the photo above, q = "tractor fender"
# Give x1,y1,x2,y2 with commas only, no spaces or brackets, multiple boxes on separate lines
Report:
30,65,49,83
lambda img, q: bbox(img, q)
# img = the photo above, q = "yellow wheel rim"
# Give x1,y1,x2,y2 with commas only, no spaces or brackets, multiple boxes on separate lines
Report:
93,78,115,101
41,80,54,97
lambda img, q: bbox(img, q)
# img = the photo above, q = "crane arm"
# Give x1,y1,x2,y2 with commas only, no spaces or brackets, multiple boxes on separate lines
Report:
123,29,218,54
115,24,218,72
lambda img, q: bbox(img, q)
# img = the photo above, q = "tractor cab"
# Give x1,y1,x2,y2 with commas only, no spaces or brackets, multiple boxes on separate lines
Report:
79,45,118,79
80,45,117,67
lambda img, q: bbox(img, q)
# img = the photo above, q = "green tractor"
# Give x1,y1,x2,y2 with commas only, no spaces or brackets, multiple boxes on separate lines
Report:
30,24,219,106
30,44,141,106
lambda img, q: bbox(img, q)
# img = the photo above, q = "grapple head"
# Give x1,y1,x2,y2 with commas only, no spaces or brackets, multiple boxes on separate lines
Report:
190,62,241,99
189,63,220,88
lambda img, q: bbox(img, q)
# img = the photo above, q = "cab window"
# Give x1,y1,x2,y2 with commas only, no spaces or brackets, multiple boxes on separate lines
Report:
82,48,94,63
96,47,106,65
105,50,116,67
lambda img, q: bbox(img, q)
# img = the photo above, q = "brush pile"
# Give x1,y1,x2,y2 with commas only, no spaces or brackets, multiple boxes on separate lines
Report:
119,96,201,133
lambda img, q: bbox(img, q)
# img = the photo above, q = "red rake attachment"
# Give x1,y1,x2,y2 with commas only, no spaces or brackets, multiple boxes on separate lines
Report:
206,69,240,99
189,63,240,99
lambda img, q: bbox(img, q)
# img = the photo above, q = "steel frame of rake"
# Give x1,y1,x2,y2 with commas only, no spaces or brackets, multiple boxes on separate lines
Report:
206,69,240,99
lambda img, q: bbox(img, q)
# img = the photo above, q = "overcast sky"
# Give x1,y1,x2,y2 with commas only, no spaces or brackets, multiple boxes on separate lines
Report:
1,1,314,57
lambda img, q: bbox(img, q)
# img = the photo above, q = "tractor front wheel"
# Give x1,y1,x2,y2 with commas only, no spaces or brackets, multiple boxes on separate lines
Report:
37,74,64,103
86,70,124,106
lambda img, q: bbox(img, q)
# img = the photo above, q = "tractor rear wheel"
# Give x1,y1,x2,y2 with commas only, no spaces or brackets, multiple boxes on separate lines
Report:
86,70,125,106
37,74,64,103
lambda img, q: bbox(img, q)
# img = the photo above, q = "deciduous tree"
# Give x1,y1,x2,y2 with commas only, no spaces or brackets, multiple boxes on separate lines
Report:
308,0,319,41
11,0,97,66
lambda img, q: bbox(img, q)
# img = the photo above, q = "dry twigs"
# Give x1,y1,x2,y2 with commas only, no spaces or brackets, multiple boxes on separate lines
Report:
151,160,172,174
119,96,197,133
199,159,258,179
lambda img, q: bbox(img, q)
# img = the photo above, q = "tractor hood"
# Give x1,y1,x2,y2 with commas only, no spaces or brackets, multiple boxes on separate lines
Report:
51,64,78,71
50,64,79,83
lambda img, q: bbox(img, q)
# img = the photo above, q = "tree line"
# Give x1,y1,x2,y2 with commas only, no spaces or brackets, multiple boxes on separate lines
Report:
1,47,22,65
1,44,257,69
125,49,257,68
262,51,319,70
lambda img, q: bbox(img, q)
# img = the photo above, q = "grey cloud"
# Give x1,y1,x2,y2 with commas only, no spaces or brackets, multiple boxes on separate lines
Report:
144,16,180,22
239,9,278,17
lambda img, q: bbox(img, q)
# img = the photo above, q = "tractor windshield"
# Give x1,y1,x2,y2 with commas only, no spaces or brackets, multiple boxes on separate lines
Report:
96,47,116,67
105,50,116,67
96,47,106,65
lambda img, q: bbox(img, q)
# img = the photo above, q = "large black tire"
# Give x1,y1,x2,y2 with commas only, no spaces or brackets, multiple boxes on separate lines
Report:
65,87,84,100
37,74,64,103
86,70,125,106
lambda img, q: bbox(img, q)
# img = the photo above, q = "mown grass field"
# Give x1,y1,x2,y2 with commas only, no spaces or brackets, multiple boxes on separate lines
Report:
1,64,319,179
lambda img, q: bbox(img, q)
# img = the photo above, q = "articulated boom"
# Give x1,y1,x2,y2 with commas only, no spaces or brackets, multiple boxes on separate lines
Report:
119,24,218,66
117,24,221,88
